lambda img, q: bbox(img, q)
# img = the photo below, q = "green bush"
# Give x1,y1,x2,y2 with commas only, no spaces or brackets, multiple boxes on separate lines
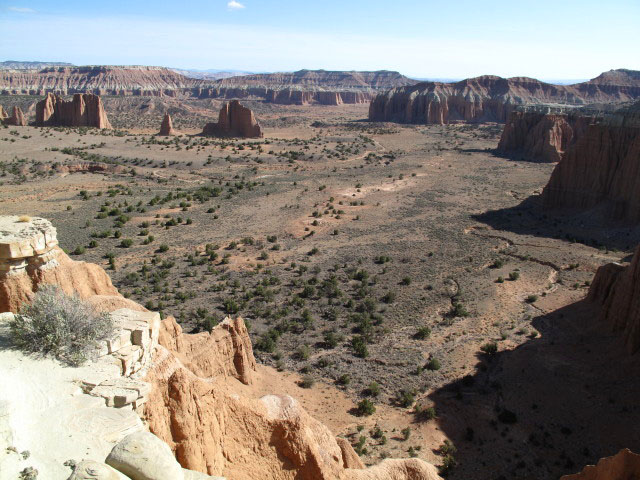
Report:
9,285,115,366
356,399,376,416
414,326,431,340
480,341,498,355
426,358,441,371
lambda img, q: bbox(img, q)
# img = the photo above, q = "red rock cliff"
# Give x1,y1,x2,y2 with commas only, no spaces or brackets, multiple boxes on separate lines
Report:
587,245,640,353
540,107,640,222
35,92,112,129
561,449,640,480
497,111,594,162
158,112,176,135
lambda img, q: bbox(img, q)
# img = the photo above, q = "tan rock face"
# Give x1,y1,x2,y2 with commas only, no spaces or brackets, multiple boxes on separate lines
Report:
35,92,112,128
0,216,123,312
145,316,442,480
157,315,256,384
561,449,640,480
540,106,640,223
201,100,263,138
497,111,593,162
4,106,27,126
0,105,7,119
159,112,176,135
587,244,640,353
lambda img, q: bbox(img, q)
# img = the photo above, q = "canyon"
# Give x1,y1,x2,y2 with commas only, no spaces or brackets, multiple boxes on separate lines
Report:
368,70,640,124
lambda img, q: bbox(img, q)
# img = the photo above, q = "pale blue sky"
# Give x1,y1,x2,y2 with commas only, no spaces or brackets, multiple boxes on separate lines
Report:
0,0,638,80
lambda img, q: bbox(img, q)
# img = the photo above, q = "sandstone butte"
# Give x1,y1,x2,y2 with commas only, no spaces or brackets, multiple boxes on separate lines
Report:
540,101,640,223
159,112,176,135
368,69,640,125
1,106,27,126
201,100,263,138
35,92,112,129
497,110,594,162
0,215,444,480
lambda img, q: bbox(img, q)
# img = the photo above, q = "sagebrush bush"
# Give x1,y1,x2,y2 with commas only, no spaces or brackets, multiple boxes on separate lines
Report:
10,285,115,366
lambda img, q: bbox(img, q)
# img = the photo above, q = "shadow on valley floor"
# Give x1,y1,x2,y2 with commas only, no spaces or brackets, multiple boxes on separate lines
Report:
472,196,640,252
426,299,640,480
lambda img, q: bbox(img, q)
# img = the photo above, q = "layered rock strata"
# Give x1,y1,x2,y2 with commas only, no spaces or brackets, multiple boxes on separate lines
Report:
587,244,640,353
0,216,132,312
35,92,112,128
201,100,263,138
540,104,640,222
159,112,176,135
369,70,640,124
497,111,594,162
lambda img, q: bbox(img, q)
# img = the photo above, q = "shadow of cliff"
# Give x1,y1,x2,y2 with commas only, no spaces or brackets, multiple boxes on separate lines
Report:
472,195,640,252
427,300,640,480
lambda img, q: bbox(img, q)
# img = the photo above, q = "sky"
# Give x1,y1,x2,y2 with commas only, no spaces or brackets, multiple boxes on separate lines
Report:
0,0,639,80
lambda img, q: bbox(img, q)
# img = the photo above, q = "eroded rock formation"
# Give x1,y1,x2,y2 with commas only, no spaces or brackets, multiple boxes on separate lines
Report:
369,70,640,125
540,103,640,222
0,105,7,121
35,92,112,128
587,244,640,353
0,216,132,312
159,112,176,135
201,100,263,138
144,316,442,480
497,111,594,162
561,449,640,480
4,106,27,126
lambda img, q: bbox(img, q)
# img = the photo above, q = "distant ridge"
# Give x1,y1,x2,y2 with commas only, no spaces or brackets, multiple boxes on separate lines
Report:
0,60,74,69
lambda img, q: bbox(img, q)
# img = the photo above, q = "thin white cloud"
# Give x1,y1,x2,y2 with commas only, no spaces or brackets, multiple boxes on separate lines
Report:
227,1,245,10
8,6,36,13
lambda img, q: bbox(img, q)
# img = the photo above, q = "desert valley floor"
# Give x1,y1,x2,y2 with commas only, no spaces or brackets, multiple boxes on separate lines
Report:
2,101,639,480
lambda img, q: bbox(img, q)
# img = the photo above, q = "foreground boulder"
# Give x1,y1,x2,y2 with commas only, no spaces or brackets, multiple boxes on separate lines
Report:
561,449,640,480
587,244,640,353
540,102,640,222
35,92,112,128
158,113,175,136
497,110,593,162
201,100,263,138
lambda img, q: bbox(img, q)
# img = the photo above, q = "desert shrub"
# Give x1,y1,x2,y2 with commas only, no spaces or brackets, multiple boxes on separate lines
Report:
401,427,411,440
415,405,437,421
480,341,498,355
10,285,115,366
414,326,431,340
449,301,469,318
357,399,376,416
299,376,315,388
397,389,416,408
351,335,369,358
426,358,441,371
439,454,457,476
526,294,538,303
336,374,350,385
365,381,380,397
508,271,520,281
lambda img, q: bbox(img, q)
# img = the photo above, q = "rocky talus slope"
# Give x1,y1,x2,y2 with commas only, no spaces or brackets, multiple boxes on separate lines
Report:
201,100,263,138
0,216,443,480
587,244,640,353
497,111,594,162
540,102,640,222
369,69,640,124
35,92,112,128
560,449,640,480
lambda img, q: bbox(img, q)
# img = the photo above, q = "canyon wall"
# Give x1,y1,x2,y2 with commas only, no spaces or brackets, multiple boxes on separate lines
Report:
368,70,640,125
587,244,640,354
201,100,263,138
497,111,595,162
35,92,112,128
540,103,640,222
561,449,640,480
